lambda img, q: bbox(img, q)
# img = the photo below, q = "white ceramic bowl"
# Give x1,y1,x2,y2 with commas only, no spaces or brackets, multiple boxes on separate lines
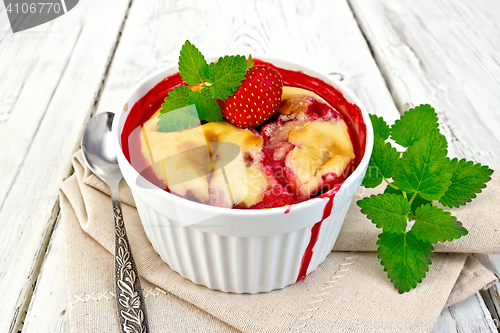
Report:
112,56,373,293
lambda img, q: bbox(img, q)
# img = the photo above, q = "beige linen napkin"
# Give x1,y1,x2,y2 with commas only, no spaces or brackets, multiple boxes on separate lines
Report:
61,151,499,333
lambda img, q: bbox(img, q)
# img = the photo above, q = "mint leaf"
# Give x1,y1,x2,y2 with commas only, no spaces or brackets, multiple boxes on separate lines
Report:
157,105,200,132
178,40,208,86
362,135,400,188
158,43,252,131
439,158,494,208
412,204,468,243
370,114,390,140
393,129,452,201
357,193,410,233
160,85,191,114
377,231,434,294
390,104,439,148
384,185,431,216
187,88,224,122
203,55,247,100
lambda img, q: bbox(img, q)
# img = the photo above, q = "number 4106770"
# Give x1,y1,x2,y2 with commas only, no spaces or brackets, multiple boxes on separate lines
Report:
6,2,62,14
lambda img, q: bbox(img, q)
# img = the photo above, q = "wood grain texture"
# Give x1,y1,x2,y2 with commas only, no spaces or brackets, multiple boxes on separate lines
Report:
348,0,500,167
3,0,497,332
0,1,130,332
475,254,500,325
90,0,493,332
433,293,498,332
349,0,500,330
22,216,69,333
95,0,400,124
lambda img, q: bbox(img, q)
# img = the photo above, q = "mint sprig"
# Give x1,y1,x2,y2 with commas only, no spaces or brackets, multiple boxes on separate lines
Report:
377,231,434,294
157,40,251,132
359,104,493,293
439,158,494,208
157,105,200,133
160,85,191,112
203,55,247,100
390,103,439,148
178,40,207,86
187,89,224,122
393,129,452,201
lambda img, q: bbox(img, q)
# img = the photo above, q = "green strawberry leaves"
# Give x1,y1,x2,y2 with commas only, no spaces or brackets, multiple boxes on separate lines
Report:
358,104,493,293
158,40,252,132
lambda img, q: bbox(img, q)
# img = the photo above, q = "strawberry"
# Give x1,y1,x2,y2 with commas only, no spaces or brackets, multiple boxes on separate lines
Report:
221,65,283,128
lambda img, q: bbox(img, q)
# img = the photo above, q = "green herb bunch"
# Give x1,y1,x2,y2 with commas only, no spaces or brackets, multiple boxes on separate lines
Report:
358,104,493,293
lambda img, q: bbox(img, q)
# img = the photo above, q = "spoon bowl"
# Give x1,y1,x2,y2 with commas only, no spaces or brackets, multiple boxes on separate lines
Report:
81,112,122,184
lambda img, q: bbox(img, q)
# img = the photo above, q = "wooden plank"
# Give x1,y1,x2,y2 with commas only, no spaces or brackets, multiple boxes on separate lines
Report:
31,1,401,332
475,254,500,324
433,293,498,332
22,215,69,333
0,1,131,332
348,0,500,167
95,0,400,123
0,0,87,207
20,0,496,332
348,0,500,329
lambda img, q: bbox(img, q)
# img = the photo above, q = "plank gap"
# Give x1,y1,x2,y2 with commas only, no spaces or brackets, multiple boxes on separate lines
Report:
90,0,134,117
7,2,134,331
480,287,500,330
345,0,400,115
10,200,60,333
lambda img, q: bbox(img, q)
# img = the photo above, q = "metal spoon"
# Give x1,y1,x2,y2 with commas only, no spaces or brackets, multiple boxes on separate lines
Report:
81,112,149,333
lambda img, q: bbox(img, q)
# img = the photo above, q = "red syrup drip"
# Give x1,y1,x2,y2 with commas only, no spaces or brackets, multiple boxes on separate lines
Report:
284,206,292,214
296,181,345,282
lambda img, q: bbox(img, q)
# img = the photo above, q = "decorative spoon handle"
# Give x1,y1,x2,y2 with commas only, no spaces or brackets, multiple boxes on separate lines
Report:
112,189,149,333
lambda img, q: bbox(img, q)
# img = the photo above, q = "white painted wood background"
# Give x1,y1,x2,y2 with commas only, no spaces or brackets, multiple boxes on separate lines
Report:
0,0,498,332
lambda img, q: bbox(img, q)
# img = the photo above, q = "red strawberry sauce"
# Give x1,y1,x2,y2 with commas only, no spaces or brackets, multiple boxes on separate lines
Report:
121,59,367,282
295,181,345,281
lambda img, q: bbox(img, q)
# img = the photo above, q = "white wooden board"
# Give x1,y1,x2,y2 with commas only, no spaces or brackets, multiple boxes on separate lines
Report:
433,293,498,332
7,0,499,332
348,0,500,167
0,0,130,331
25,0,403,332
95,0,400,124
349,0,500,329
22,215,69,333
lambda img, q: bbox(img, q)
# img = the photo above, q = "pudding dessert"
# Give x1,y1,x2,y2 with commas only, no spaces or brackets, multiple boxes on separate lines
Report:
134,85,355,209
262,87,355,203
115,45,371,293
121,42,361,210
